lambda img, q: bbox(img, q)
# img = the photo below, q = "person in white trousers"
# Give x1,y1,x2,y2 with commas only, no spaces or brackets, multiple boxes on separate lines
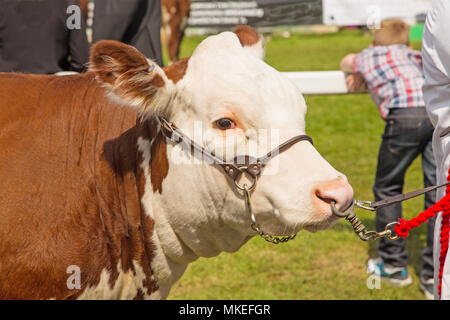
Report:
422,0,450,300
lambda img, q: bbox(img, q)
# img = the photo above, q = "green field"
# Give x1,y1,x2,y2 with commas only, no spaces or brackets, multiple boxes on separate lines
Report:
168,29,429,300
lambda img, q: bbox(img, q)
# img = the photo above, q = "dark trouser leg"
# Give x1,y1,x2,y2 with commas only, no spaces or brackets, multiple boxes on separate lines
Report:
373,113,424,268
421,124,437,281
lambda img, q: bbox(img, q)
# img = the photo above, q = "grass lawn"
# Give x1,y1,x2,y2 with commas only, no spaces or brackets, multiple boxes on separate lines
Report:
167,29,429,300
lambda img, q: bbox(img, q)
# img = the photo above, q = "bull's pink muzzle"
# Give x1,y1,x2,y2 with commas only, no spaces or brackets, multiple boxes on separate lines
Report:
312,177,354,216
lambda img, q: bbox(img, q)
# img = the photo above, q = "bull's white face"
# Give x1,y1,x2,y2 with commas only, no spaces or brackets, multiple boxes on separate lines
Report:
155,32,353,250
90,32,353,293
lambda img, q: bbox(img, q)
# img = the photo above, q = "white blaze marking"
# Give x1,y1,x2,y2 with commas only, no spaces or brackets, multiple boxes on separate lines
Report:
137,137,154,219
77,261,157,299
137,135,189,299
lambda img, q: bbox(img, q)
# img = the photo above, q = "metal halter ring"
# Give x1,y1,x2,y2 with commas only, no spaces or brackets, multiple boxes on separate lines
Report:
381,221,400,241
233,169,257,191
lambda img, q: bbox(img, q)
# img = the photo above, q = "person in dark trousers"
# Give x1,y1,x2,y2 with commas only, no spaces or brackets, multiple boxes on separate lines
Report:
92,0,163,66
0,0,90,74
340,18,437,299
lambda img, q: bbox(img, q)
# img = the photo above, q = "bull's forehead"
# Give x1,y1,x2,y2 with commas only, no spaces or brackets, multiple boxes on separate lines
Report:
181,32,307,133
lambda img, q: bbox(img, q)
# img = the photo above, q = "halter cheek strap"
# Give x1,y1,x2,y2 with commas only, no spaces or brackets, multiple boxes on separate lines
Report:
158,117,312,180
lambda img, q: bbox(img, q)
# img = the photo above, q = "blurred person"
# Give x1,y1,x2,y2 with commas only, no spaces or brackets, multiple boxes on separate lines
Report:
422,0,450,300
91,0,163,66
340,18,437,299
0,0,89,74
161,0,191,64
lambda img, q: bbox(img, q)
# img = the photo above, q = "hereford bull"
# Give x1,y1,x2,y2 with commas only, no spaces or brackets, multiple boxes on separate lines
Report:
0,30,353,299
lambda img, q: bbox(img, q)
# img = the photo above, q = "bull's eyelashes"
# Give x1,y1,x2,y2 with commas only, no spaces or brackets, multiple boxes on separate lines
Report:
215,118,236,130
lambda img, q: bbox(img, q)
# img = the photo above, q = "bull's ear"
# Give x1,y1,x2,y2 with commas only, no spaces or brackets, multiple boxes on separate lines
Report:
233,25,265,60
89,40,172,116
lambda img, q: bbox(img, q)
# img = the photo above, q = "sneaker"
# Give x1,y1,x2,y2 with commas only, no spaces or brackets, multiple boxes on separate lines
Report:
367,257,413,287
419,277,434,300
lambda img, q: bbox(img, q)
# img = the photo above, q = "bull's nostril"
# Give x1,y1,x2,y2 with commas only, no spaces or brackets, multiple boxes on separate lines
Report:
315,192,333,205
312,178,354,213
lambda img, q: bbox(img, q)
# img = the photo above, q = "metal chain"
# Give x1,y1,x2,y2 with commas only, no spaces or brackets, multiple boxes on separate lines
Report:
331,201,399,241
243,184,297,244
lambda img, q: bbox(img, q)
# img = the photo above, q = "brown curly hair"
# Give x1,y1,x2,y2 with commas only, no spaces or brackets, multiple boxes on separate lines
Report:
373,18,410,46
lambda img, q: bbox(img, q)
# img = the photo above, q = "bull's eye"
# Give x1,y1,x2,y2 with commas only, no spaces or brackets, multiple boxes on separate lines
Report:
216,118,236,130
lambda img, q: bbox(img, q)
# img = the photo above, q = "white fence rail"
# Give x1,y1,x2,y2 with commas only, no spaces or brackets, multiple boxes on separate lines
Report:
55,70,356,95
282,70,356,95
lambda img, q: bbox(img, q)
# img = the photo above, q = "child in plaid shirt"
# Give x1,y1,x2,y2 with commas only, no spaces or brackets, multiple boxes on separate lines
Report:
340,18,437,299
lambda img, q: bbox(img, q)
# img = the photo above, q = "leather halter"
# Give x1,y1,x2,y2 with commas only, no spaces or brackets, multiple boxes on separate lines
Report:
157,116,313,244
158,117,450,243
158,117,313,183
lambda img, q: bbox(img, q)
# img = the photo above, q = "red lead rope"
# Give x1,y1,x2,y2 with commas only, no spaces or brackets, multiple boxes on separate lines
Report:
394,167,450,298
